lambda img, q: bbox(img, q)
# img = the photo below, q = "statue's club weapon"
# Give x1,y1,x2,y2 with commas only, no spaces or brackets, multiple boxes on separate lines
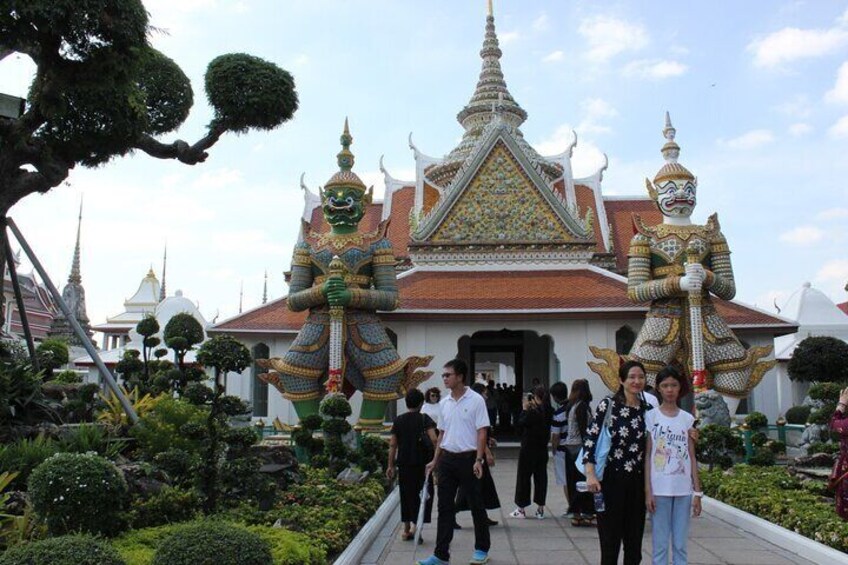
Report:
686,243,707,392
326,255,347,394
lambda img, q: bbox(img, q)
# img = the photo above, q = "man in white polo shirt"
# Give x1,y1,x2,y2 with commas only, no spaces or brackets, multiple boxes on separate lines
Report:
418,358,491,565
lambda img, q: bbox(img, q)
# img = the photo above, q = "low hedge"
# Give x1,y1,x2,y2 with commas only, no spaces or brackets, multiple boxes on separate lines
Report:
0,534,126,565
702,465,848,552
112,519,326,565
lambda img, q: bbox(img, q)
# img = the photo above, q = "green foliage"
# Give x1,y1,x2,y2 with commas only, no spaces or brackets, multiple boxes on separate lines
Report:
51,369,83,384
152,448,199,487
0,435,59,489
702,465,848,552
808,404,836,425
807,441,840,455
196,335,252,377
788,337,848,383
205,54,298,133
748,447,776,466
808,382,843,402
301,413,323,431
35,338,70,373
113,521,325,565
151,520,271,565
182,382,214,405
0,361,59,427
0,534,127,565
28,452,128,536
767,440,787,454
131,397,207,459
750,431,768,447
696,424,743,471
127,486,201,529
58,423,127,459
320,394,353,418
744,411,768,429
358,433,389,475
784,405,811,425
136,315,159,339
163,314,204,356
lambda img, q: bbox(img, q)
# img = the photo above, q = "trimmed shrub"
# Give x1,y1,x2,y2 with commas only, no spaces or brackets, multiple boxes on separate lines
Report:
744,411,768,429
0,534,126,565
28,452,128,536
151,521,271,565
808,382,842,403
788,336,848,383
127,486,201,529
750,431,768,447
807,441,840,455
748,447,776,466
131,396,207,458
784,405,811,425
696,424,743,470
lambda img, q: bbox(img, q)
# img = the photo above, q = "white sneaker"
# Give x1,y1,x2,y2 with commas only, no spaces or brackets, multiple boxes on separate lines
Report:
509,508,526,519
535,507,545,520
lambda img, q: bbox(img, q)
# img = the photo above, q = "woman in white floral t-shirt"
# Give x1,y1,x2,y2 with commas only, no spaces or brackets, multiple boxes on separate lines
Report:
644,366,702,565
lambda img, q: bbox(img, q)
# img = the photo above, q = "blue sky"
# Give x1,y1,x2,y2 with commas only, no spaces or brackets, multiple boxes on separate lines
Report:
2,0,847,327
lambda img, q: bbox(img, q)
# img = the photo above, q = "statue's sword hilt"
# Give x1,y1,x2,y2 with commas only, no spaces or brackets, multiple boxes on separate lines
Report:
327,255,346,394
686,243,707,392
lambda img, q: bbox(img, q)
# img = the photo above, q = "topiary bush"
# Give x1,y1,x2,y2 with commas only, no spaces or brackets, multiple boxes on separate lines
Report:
131,396,207,458
808,382,842,403
127,486,201,529
151,520,271,565
0,534,126,565
748,446,776,466
784,405,811,425
744,411,768,429
807,441,839,455
696,424,743,471
750,431,768,447
788,336,848,383
28,452,128,536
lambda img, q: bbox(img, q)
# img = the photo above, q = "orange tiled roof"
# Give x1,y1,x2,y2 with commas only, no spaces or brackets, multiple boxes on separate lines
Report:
212,298,307,332
575,184,604,252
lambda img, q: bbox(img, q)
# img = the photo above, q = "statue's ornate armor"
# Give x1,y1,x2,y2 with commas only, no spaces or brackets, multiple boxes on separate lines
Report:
267,222,420,404
626,214,768,396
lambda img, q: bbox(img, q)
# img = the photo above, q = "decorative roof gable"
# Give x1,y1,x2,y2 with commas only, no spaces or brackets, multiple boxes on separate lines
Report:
412,123,593,245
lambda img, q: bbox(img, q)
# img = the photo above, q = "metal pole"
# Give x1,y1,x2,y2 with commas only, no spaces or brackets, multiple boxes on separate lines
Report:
2,225,39,371
6,217,138,423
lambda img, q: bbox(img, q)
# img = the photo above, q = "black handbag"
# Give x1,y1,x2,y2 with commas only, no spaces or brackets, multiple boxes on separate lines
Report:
419,414,435,459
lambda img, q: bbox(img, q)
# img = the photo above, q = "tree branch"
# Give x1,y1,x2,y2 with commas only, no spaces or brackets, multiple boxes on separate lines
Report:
134,126,226,165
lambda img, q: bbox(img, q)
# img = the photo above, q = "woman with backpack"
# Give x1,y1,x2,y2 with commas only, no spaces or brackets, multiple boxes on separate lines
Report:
583,360,651,565
387,388,439,542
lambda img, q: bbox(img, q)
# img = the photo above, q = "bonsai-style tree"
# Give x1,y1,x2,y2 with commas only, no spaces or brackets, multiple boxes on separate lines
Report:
0,1,298,217
136,315,160,382
195,334,252,513
788,336,848,384
35,338,69,375
163,313,205,394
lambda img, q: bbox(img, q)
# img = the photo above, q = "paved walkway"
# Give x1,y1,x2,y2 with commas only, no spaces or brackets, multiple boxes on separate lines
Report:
371,457,820,565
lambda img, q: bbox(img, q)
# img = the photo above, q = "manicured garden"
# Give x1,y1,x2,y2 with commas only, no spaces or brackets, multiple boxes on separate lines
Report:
0,316,391,564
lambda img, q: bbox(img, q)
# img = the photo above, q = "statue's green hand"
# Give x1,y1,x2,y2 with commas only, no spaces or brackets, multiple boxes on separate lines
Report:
327,289,351,307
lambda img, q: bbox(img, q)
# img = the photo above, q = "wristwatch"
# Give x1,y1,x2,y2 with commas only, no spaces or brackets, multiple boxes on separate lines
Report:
476,457,485,463
692,491,704,498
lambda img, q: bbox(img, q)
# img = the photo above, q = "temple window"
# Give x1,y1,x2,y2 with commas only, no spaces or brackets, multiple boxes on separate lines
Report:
252,343,270,417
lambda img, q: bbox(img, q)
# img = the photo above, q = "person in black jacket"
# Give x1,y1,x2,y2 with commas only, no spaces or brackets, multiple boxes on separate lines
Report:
509,384,552,520
387,388,439,542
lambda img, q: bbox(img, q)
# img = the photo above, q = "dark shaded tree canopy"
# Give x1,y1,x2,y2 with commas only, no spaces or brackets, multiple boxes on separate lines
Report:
0,0,298,215
787,336,848,383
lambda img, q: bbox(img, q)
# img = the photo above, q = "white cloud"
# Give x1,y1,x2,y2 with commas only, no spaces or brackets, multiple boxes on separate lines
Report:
533,13,550,32
825,61,848,104
624,59,688,79
717,129,775,149
748,26,848,69
818,207,848,220
779,226,825,245
499,30,520,44
815,258,848,290
774,94,812,118
828,114,848,137
534,123,576,156
542,50,564,63
290,54,310,68
788,123,812,136
578,98,618,135
190,168,244,190
578,16,649,62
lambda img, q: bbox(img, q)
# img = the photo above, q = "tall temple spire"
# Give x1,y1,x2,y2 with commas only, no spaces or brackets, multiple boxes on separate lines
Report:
262,270,268,304
239,281,244,314
68,198,83,284
49,196,94,347
159,244,167,301
456,1,527,131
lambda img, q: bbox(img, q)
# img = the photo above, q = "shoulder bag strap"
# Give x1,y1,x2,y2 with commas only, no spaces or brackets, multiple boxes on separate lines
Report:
602,396,615,429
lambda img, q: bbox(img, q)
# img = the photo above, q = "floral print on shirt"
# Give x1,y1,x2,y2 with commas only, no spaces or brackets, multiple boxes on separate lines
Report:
582,397,648,475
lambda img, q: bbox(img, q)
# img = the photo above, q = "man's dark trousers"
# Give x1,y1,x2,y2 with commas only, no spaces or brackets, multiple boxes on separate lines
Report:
434,451,490,561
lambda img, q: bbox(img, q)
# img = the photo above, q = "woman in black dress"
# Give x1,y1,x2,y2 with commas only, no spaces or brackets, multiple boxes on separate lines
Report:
387,388,439,542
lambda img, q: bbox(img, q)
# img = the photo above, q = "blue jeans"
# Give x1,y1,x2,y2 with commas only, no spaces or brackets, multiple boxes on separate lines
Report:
651,495,691,565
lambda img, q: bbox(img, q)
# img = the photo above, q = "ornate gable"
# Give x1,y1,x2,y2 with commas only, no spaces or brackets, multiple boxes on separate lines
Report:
413,127,593,245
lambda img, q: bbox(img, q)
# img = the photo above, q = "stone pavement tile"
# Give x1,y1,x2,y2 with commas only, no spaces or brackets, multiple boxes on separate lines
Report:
692,536,769,551
570,537,600,551
515,550,586,565
707,549,804,565
509,536,576,551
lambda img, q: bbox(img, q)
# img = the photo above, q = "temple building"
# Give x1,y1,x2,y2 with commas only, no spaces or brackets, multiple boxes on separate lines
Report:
1,250,57,342
210,8,795,423
48,201,94,347
92,268,162,351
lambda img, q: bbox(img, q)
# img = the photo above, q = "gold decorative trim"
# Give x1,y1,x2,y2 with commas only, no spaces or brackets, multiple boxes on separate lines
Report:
654,264,685,277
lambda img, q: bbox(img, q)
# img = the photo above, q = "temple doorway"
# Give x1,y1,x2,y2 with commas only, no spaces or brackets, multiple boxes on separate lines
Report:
457,329,557,438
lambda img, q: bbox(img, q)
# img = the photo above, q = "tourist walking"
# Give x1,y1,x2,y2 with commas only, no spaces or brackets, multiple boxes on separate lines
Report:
418,359,491,565
560,379,595,526
645,366,702,565
584,360,651,565
456,382,501,526
422,387,442,426
510,384,552,519
386,388,438,543
549,382,570,514
829,386,848,519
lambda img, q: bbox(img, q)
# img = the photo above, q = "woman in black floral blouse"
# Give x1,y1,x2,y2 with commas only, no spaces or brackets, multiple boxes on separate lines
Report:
583,360,650,565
